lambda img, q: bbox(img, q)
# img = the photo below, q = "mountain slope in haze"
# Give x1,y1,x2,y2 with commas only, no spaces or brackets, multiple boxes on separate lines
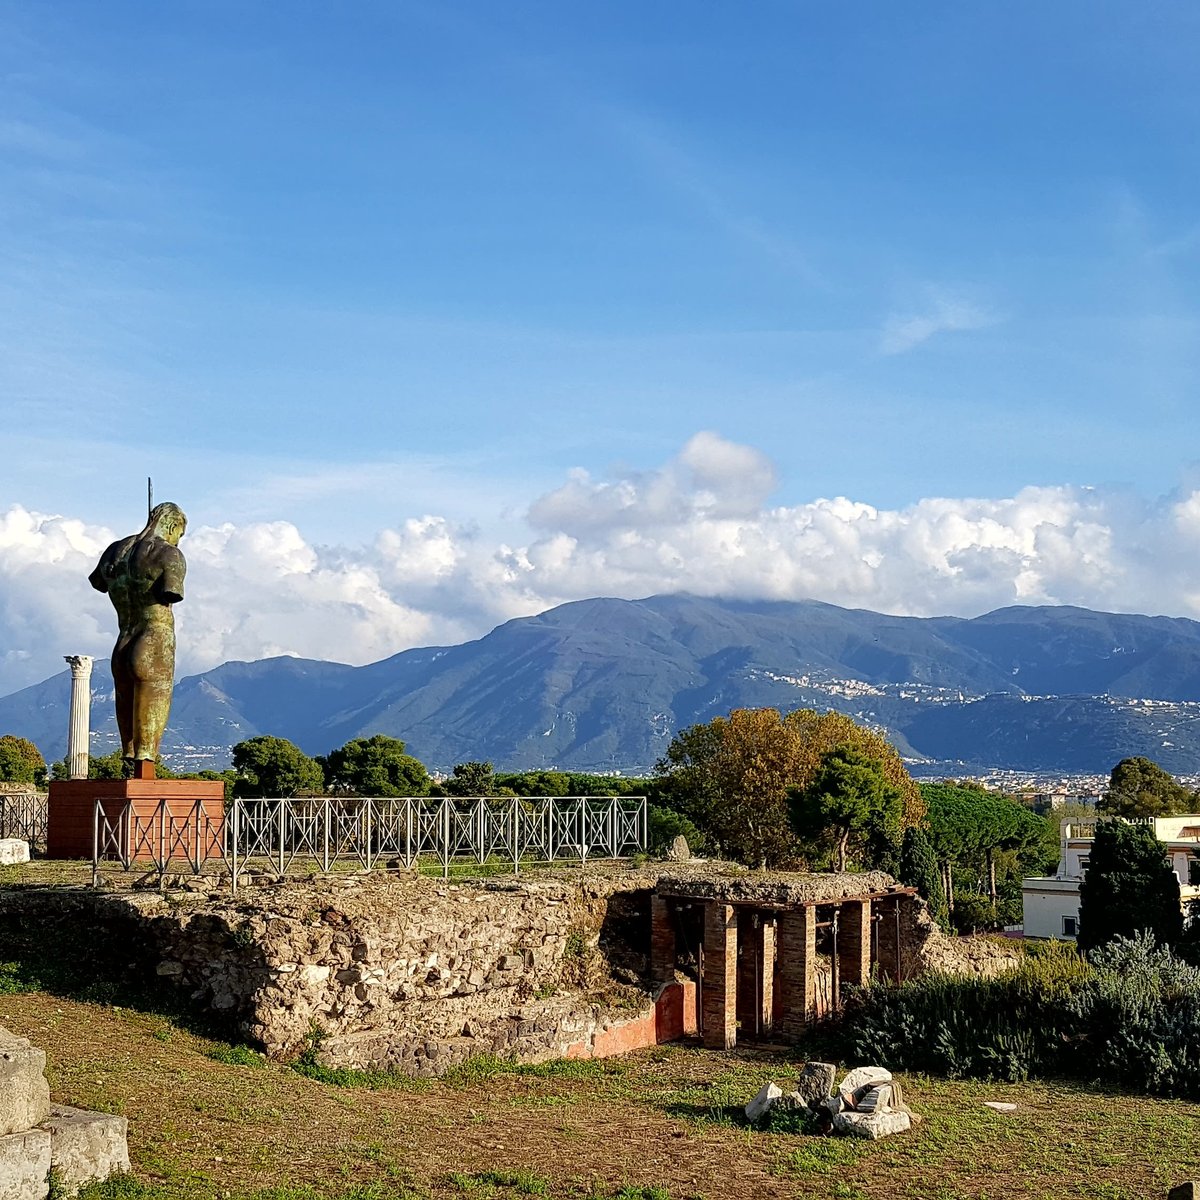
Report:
5,595,1200,774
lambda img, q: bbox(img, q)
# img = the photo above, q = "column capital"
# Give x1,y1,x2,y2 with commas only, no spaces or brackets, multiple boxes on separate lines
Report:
63,655,94,678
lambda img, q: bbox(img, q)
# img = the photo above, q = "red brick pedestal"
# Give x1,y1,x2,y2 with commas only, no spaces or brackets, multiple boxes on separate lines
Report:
47,778,225,863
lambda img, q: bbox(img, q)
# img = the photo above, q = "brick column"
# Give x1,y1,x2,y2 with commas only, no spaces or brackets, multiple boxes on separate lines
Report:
838,898,873,989
650,895,676,985
759,916,776,1035
702,901,738,1050
776,904,817,1040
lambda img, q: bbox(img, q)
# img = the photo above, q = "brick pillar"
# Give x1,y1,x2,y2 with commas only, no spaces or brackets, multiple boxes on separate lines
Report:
650,895,676,985
838,898,873,989
759,916,776,1035
876,898,901,983
702,901,738,1050
776,904,817,1040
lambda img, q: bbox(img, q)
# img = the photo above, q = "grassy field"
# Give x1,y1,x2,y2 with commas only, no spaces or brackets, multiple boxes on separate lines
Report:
1,989,1196,1200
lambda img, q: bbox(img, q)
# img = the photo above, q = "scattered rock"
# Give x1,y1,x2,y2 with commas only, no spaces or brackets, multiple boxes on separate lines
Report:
40,1104,131,1195
666,835,690,862
0,1028,50,1137
794,1060,838,1104
0,839,29,866
833,1109,912,1139
983,1101,1018,1113
0,1026,128,1198
837,1065,892,1097
0,1126,51,1198
745,1082,783,1122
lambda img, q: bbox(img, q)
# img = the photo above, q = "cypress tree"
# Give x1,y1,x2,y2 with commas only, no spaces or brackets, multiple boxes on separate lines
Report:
900,825,948,927
1077,820,1183,955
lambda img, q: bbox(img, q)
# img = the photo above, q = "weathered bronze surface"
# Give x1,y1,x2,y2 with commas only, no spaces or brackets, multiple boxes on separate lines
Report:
88,503,188,764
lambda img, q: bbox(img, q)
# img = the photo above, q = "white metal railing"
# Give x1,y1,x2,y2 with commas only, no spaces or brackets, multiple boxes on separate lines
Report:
91,796,225,885
0,791,47,852
227,795,647,889
90,794,647,889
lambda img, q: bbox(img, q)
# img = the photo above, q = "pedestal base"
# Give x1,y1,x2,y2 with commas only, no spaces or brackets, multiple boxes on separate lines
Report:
47,779,225,863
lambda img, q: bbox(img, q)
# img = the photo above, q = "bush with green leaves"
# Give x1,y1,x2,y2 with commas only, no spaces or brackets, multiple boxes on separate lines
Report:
842,942,1090,1082
841,932,1200,1098
646,804,704,856
1065,931,1200,1096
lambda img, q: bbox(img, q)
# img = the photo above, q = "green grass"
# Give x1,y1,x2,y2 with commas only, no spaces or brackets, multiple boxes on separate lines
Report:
449,1171,551,1196
205,1043,267,1068
79,1184,429,1200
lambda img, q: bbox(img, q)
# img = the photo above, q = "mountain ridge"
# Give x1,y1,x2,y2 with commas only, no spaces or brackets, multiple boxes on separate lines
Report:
5,595,1200,775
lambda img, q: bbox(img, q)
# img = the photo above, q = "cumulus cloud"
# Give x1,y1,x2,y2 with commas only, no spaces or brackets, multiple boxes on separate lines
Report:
2,432,1200,695
880,289,998,355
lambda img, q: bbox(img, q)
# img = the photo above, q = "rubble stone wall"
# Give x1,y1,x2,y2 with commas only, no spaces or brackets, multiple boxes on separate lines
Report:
0,871,657,1075
0,865,1021,1077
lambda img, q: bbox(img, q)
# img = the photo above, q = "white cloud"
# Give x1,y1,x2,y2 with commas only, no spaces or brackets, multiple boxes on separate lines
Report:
880,289,998,355
2,432,1200,695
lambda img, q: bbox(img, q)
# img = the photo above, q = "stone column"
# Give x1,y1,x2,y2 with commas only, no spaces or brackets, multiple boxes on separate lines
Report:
702,901,738,1050
776,904,817,1040
838,898,873,989
63,656,94,780
650,895,676,985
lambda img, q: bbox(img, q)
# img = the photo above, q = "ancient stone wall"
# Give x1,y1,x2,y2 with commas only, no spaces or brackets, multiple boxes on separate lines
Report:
0,871,659,1075
0,865,1021,1077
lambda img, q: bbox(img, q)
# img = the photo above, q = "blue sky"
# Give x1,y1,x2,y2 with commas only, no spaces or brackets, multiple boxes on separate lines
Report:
2,2,1200,691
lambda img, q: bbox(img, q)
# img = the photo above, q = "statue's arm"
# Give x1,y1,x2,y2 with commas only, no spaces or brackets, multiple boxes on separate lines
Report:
88,547,113,593
157,546,186,605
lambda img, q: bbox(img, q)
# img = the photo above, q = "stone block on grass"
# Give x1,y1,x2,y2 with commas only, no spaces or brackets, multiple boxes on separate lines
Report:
832,1109,911,1139
745,1082,783,1122
0,1127,51,1200
41,1104,130,1196
0,842,28,867
0,1029,50,1138
794,1060,837,1103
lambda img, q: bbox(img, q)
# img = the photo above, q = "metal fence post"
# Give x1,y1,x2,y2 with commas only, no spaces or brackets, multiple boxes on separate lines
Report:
91,797,100,889
322,797,330,873
511,797,520,875
441,799,450,880
231,800,240,896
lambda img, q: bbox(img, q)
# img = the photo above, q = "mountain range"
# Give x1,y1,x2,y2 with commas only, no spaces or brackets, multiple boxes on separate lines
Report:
5,594,1200,776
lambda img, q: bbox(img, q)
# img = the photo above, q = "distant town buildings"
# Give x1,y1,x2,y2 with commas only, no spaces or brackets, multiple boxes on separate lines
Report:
1022,815,1200,940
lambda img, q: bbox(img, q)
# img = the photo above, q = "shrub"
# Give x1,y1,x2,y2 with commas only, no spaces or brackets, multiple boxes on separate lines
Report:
841,932,1200,1098
646,805,704,856
842,943,1091,1082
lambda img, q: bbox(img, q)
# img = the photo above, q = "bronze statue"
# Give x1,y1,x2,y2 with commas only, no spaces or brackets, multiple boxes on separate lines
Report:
88,502,187,766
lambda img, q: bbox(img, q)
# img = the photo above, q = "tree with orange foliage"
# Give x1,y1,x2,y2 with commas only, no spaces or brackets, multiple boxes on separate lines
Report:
654,706,922,869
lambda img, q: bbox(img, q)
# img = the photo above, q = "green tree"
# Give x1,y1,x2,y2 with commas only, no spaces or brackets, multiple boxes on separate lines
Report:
899,825,948,926
231,736,324,798
1100,757,1196,818
921,781,1052,923
321,735,430,797
791,745,903,872
0,735,46,787
1077,820,1183,955
445,761,496,797
654,706,920,869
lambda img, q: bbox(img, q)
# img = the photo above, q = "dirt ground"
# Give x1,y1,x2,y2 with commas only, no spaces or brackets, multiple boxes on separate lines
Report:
2,989,1198,1200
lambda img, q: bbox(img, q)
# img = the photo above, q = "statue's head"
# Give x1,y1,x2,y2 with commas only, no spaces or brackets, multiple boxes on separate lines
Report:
146,502,187,546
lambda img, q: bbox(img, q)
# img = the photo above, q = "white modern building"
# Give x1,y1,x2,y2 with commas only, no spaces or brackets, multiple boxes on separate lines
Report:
1022,815,1200,940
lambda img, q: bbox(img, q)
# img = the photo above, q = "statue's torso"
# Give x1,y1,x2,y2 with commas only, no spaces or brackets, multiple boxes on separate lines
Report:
93,535,186,639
